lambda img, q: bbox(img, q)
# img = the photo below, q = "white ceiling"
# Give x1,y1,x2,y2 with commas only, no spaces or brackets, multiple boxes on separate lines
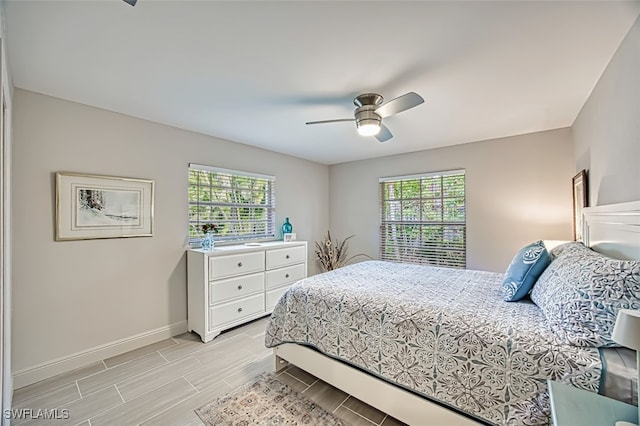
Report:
5,1,640,165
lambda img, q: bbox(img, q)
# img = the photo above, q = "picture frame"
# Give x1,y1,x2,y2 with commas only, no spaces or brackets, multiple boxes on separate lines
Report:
572,169,588,241
283,232,296,242
56,172,154,241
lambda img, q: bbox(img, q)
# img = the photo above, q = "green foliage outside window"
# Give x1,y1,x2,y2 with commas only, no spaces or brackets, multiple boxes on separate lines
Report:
188,167,275,242
380,172,466,268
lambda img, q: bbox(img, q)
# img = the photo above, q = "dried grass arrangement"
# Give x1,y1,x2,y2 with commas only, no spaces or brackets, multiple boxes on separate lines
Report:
314,231,371,272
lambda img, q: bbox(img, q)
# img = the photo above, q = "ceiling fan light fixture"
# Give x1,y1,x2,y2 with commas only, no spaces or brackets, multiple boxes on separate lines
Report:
355,106,382,137
305,91,423,143
357,120,381,136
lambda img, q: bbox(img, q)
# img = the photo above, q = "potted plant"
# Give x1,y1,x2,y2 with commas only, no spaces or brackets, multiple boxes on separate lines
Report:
314,231,371,272
201,223,219,251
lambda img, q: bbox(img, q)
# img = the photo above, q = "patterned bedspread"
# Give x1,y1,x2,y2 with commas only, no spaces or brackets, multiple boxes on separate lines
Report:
265,261,602,425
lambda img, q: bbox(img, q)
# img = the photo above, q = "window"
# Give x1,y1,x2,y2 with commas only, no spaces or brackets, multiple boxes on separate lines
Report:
379,170,466,268
188,164,275,244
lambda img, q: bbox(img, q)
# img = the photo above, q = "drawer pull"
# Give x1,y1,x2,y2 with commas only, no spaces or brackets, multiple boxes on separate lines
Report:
286,254,290,259
237,262,243,267
237,285,243,290
237,307,243,313
285,274,290,278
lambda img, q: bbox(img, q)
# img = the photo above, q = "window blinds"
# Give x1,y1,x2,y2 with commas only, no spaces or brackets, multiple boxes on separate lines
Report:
188,164,276,243
379,170,466,268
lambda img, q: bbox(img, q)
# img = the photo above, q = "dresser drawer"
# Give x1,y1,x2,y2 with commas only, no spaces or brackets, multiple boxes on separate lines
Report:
265,263,306,290
209,251,265,280
209,272,264,305
209,293,265,328
266,286,291,311
188,242,307,343
266,245,306,270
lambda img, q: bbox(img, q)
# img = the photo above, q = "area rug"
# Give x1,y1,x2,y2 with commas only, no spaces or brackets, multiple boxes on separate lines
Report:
195,372,348,425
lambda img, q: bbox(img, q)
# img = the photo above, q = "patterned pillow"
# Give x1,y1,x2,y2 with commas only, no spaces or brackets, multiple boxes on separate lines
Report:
530,242,640,347
548,241,588,259
502,241,551,302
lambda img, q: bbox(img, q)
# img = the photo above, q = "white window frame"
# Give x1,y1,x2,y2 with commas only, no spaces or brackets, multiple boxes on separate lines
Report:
188,164,276,245
379,169,466,268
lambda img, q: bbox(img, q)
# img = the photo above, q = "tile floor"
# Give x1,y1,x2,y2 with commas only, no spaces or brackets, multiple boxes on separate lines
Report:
12,316,407,426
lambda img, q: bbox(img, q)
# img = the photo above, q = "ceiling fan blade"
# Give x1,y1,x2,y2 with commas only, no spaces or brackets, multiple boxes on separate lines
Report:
375,92,424,118
122,0,137,6
305,118,355,125
375,124,393,143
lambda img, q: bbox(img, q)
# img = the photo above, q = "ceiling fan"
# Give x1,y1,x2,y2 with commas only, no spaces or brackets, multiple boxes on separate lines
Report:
122,0,137,6
305,92,424,143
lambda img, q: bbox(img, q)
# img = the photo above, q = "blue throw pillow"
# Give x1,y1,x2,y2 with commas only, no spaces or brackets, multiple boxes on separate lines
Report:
502,240,551,302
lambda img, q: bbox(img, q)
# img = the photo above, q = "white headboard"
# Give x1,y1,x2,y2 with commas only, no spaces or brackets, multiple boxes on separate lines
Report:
583,200,640,261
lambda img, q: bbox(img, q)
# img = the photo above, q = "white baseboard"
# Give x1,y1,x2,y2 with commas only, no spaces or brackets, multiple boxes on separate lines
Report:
12,321,188,389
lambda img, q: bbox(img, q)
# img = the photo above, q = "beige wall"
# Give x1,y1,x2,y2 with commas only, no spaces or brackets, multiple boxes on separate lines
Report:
573,14,640,206
1,0,15,415
329,128,575,273
11,89,329,374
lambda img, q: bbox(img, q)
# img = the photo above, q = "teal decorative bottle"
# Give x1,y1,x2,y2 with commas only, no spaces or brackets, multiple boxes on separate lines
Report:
282,217,293,235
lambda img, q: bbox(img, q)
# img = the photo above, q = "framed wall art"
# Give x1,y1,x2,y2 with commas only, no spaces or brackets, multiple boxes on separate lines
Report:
572,169,588,241
56,172,154,241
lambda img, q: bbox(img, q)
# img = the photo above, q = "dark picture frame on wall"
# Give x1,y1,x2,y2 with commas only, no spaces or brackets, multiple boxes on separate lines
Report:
572,169,588,241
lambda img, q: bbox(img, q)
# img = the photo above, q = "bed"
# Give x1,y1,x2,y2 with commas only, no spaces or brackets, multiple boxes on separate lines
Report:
265,201,640,425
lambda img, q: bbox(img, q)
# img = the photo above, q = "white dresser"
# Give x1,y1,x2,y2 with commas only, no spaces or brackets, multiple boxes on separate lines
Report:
187,241,307,343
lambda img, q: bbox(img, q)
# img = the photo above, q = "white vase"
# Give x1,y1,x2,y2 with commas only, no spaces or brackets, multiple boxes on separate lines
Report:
201,232,215,251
